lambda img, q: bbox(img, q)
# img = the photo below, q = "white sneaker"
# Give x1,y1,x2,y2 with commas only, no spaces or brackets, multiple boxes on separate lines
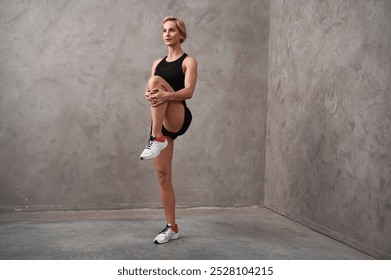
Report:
154,224,179,244
140,136,168,160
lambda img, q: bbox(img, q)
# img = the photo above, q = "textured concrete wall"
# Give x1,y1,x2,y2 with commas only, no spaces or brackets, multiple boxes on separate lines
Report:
0,0,269,210
266,0,391,258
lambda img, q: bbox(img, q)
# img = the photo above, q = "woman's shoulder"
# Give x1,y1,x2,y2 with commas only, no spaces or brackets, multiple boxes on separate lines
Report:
183,55,197,66
151,57,165,73
153,57,165,66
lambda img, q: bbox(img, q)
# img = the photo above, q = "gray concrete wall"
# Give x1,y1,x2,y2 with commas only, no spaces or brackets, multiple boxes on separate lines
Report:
0,0,269,211
266,0,391,259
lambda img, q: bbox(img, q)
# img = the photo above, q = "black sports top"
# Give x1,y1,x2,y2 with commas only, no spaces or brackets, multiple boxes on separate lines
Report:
154,53,187,92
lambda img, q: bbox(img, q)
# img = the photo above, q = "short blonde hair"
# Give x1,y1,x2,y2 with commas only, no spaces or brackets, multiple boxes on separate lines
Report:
162,16,187,43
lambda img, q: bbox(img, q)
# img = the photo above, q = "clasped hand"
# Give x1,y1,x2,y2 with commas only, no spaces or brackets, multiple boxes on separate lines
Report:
145,88,167,107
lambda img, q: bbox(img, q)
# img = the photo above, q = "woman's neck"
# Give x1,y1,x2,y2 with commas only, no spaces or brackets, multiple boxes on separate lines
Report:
167,46,184,60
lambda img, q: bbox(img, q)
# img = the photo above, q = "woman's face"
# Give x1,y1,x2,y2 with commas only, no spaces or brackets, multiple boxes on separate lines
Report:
162,21,182,46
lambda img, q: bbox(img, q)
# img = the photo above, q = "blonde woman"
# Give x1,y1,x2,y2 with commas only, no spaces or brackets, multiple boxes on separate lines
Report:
140,17,197,244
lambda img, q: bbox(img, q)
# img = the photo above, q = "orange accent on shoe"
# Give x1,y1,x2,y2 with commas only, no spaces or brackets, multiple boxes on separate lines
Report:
171,224,179,233
154,136,166,142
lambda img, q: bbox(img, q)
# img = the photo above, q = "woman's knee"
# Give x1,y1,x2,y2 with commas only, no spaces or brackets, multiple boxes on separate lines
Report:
148,76,165,88
157,170,171,186
148,76,172,92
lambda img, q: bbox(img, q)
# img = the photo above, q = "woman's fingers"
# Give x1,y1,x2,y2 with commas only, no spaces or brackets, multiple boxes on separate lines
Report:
145,88,161,106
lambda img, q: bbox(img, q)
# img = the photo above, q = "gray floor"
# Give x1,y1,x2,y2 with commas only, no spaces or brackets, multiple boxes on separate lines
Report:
0,207,372,260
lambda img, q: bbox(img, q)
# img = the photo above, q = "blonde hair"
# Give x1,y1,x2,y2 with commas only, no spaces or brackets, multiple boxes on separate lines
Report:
162,16,187,43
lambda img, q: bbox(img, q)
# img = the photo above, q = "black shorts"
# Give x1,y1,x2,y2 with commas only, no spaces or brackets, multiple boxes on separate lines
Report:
162,102,192,140
150,102,192,141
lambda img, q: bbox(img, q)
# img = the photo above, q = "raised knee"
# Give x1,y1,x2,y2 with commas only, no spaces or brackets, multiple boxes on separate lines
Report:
148,76,164,88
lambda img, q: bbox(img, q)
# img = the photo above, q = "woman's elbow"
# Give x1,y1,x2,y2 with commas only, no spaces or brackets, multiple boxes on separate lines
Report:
187,87,196,99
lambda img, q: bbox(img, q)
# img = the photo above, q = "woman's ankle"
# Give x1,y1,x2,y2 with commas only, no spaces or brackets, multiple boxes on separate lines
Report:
152,133,164,138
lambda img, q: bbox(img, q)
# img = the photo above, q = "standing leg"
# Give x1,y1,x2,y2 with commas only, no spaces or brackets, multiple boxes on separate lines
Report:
145,76,185,243
153,137,176,226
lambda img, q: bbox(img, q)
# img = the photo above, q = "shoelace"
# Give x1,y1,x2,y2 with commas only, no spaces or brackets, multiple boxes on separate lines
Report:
146,135,155,150
159,224,171,234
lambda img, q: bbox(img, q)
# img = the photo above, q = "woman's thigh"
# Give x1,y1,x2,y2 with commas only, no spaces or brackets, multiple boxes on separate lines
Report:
163,101,185,133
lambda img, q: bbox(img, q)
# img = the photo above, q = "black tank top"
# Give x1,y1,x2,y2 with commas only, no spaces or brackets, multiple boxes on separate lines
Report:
154,53,187,92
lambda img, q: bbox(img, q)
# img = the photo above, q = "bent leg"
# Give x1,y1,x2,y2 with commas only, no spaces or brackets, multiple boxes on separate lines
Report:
164,101,185,133
153,138,176,226
147,76,185,137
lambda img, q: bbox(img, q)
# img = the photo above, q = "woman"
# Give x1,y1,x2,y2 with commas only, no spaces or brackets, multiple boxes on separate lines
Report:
140,17,197,244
